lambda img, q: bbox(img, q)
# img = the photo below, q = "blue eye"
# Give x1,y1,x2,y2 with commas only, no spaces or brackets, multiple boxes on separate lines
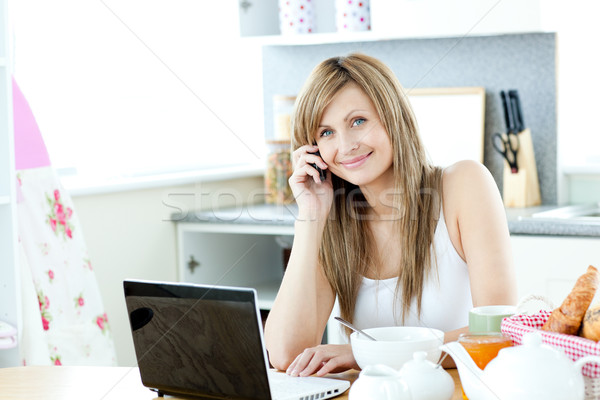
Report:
320,129,333,138
353,118,366,127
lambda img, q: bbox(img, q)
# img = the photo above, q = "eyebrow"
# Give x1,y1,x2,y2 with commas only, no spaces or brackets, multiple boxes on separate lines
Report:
318,109,367,128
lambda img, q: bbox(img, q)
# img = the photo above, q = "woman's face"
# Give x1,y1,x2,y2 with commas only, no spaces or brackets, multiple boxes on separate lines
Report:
315,82,394,188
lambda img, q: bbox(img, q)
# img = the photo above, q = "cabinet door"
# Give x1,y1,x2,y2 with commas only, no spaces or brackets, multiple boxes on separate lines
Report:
177,224,294,310
511,235,600,308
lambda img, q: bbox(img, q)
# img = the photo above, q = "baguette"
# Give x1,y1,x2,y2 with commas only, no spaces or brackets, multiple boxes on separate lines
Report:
541,265,599,335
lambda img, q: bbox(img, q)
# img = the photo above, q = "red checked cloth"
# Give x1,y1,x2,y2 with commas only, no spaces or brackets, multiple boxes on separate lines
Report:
502,311,600,378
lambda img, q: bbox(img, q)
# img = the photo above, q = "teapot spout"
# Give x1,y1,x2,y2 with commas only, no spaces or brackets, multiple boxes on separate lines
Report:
440,342,488,400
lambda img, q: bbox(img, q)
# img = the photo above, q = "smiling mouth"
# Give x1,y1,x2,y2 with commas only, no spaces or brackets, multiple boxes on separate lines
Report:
340,152,372,169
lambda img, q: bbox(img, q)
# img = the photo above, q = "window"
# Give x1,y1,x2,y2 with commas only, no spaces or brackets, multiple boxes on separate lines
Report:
554,1,600,170
11,1,264,186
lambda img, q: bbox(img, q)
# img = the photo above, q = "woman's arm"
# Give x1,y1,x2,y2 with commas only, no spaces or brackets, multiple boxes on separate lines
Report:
265,219,336,371
443,160,518,308
264,144,336,371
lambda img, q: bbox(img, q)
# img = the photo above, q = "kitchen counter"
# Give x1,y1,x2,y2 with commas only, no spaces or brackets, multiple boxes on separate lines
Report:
176,203,600,238
506,206,600,237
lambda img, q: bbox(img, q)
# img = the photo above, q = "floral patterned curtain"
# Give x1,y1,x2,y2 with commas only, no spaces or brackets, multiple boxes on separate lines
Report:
14,78,117,366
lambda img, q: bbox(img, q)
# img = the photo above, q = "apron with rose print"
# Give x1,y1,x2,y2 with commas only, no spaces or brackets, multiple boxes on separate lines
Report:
14,78,116,365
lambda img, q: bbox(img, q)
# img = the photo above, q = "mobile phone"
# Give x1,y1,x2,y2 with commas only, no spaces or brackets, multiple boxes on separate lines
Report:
310,150,327,182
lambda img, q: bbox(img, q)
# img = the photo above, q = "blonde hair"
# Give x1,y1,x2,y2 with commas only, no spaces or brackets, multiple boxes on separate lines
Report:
292,53,443,331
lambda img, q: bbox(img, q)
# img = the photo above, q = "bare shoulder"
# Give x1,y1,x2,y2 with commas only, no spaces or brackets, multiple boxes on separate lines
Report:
442,159,494,192
441,160,503,253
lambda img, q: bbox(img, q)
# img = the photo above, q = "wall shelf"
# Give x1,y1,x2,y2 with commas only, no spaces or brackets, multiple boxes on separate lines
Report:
243,30,393,46
242,29,552,47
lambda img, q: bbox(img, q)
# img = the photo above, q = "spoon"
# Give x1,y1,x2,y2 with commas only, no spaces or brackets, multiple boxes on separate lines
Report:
334,316,377,341
436,352,449,369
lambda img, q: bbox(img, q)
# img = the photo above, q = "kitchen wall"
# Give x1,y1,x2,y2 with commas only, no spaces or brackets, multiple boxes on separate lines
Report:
262,33,558,204
71,175,263,366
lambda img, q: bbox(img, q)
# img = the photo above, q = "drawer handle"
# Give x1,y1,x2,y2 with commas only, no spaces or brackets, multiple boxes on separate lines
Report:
188,255,200,274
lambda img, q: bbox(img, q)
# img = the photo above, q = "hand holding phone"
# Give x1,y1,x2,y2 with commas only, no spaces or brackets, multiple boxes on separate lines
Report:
309,150,327,182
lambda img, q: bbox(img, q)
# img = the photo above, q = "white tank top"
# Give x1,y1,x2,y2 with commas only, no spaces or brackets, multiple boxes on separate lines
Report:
351,206,472,332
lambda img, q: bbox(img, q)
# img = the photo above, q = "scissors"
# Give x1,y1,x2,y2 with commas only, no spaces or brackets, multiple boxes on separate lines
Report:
493,90,521,173
493,132,519,173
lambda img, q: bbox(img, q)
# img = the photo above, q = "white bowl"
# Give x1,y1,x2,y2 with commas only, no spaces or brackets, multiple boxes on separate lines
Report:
350,326,444,370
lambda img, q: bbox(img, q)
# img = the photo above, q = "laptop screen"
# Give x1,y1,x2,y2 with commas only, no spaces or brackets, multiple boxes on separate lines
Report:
124,280,272,399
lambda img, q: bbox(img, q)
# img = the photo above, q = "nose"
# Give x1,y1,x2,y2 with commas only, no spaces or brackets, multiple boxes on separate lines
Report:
339,131,360,154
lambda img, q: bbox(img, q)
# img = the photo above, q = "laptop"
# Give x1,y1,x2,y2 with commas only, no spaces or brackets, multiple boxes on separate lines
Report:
123,280,350,399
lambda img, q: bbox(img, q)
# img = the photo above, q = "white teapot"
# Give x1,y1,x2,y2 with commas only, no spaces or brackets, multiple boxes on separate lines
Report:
399,351,455,400
349,352,455,400
440,331,600,400
349,364,411,400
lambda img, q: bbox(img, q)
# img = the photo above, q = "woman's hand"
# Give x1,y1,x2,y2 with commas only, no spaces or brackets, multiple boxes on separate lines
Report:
290,145,333,222
285,344,358,377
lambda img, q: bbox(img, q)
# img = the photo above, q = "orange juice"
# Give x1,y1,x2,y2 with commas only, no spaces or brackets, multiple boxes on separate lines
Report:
458,333,513,399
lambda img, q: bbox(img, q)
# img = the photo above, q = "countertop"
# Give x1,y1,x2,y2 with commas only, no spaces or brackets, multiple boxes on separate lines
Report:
505,206,600,237
176,203,600,238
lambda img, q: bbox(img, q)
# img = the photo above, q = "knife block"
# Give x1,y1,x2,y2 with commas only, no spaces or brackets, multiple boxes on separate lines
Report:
502,128,541,208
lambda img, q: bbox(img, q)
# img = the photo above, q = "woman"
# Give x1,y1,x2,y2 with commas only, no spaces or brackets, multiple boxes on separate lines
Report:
264,53,517,377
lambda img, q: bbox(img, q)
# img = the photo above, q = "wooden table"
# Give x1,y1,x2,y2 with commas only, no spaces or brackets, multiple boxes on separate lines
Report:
0,366,464,399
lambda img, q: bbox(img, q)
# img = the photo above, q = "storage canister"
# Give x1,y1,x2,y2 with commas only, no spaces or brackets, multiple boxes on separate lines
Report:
265,140,294,205
278,0,316,35
273,95,296,140
336,0,371,32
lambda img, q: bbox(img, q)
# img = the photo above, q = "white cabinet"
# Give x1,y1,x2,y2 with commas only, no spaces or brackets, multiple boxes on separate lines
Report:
0,0,21,367
176,222,293,310
511,235,600,307
175,205,343,344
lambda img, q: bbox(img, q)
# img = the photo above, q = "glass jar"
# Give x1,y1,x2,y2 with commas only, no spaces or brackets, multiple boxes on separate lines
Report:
273,95,296,141
265,140,294,205
458,333,513,399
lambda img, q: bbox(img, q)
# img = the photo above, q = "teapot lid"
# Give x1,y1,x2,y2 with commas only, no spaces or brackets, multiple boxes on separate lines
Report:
400,351,437,375
522,331,542,347
491,331,566,364
400,351,455,398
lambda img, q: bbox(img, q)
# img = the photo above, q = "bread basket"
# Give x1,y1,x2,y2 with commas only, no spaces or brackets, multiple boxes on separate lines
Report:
502,310,600,400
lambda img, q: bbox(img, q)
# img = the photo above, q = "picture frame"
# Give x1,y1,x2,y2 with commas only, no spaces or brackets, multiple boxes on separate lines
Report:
406,87,486,167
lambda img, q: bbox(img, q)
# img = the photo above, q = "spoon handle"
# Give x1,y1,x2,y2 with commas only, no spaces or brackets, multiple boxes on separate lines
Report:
334,317,377,341
436,352,449,369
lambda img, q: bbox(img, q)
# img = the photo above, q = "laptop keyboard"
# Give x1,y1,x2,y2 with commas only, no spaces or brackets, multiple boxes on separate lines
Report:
268,370,345,400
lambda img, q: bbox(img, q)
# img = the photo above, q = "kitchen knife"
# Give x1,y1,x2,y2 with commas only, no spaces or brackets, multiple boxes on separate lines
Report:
500,90,516,134
508,90,525,132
